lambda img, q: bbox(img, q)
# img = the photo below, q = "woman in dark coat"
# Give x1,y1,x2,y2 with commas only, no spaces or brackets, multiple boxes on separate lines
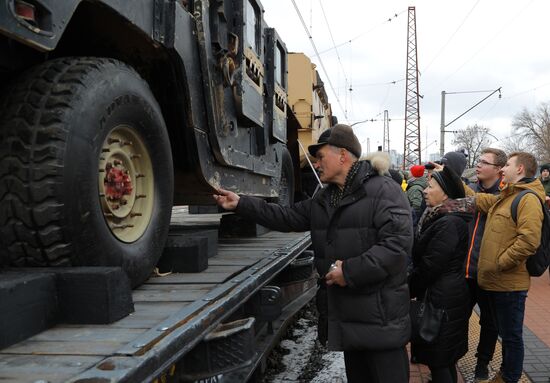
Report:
408,165,471,383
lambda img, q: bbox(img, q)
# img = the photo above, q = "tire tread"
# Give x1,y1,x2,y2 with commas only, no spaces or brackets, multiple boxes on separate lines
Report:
0,57,135,266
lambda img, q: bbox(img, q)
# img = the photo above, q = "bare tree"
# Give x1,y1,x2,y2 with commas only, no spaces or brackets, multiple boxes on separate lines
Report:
451,124,493,168
512,102,550,162
500,134,529,154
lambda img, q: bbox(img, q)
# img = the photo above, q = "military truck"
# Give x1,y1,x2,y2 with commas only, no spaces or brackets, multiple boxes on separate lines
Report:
0,0,329,287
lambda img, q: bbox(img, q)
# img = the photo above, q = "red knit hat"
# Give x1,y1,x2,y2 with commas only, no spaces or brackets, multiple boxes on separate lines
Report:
410,165,425,178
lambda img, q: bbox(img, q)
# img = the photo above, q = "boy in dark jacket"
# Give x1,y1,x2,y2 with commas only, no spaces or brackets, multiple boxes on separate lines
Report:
465,148,506,381
213,124,413,383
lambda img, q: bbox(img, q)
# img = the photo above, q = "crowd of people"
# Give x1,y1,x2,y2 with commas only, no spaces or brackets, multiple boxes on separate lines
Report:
212,124,549,383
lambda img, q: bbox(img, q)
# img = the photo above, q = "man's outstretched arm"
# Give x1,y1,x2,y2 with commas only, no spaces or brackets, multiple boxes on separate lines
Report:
213,188,311,232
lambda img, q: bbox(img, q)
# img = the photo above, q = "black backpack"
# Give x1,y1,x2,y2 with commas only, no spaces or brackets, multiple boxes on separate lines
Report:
511,190,550,276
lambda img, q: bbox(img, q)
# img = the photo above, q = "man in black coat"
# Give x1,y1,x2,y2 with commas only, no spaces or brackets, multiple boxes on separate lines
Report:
213,124,413,383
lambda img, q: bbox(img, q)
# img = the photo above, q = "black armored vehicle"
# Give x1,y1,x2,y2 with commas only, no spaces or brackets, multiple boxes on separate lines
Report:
0,0,297,286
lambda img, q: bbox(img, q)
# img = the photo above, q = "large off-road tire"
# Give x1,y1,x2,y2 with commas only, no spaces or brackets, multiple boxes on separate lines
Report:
0,57,174,287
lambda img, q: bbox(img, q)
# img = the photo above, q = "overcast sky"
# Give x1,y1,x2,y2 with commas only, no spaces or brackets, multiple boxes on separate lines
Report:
260,0,550,159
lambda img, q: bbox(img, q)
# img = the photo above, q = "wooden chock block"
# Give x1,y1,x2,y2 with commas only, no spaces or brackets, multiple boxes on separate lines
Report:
168,227,219,258
0,272,57,349
158,236,208,273
55,267,134,324
219,214,270,237
188,205,223,214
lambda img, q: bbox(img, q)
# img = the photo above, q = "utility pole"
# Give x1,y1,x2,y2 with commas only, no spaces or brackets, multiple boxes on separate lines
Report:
439,87,501,157
383,110,390,152
403,6,421,169
439,91,446,157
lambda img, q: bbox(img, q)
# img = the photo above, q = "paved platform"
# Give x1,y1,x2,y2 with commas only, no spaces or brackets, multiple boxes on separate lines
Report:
410,273,550,383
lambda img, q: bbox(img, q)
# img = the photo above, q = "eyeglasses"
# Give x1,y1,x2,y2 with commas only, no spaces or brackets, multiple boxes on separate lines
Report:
476,160,499,167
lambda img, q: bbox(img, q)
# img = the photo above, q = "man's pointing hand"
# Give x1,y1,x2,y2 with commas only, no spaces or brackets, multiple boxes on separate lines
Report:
213,188,240,211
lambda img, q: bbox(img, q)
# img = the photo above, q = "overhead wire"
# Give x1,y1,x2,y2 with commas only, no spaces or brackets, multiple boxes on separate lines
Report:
421,0,480,75
348,116,406,125
303,7,406,123
478,98,500,121
477,80,550,121
309,0,313,34
349,112,383,127
445,87,501,128
378,84,393,114
314,9,407,58
317,0,349,85
426,0,534,96
348,42,355,118
318,0,351,117
455,80,550,136
290,0,347,118
502,81,550,100
445,89,500,95
350,78,405,88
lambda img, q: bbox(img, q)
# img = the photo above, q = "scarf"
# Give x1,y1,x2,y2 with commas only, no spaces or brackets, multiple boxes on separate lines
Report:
329,161,361,208
416,205,442,237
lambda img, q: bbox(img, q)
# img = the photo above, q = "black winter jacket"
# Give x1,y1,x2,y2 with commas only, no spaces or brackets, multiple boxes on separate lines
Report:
409,210,471,367
237,161,413,351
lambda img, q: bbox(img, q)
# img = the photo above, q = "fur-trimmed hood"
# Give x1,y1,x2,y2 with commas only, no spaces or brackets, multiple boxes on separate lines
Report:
363,152,391,176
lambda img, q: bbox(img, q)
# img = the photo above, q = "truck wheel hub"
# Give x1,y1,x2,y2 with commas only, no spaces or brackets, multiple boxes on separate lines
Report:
98,125,154,243
104,162,133,205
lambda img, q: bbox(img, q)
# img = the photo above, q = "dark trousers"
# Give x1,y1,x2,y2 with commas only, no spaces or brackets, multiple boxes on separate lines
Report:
467,278,498,365
343,346,409,383
485,290,528,383
428,364,457,383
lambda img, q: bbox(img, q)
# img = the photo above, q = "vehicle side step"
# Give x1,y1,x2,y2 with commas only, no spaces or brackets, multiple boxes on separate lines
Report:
179,317,256,381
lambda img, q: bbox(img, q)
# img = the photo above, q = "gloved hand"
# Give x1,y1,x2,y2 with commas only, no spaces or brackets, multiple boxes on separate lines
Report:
438,196,475,214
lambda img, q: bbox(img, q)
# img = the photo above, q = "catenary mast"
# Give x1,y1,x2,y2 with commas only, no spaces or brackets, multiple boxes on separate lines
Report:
403,6,421,168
